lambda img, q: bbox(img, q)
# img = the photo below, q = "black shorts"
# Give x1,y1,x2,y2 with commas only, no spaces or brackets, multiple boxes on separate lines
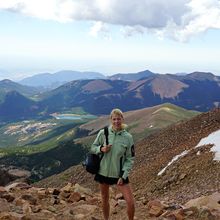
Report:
94,173,129,185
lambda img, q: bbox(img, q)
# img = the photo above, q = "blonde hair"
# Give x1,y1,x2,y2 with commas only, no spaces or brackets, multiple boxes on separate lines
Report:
110,108,124,119
110,108,127,130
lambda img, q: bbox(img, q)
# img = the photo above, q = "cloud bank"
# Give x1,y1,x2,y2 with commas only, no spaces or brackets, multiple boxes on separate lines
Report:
0,0,220,41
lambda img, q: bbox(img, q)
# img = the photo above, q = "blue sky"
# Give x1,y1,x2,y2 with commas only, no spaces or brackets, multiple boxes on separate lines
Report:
0,0,220,80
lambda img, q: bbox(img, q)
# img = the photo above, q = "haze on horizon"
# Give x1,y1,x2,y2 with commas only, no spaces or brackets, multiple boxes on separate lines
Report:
0,0,220,80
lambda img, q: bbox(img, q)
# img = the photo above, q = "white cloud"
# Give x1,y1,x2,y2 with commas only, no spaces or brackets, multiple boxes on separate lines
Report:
173,0,220,41
89,21,110,39
121,26,145,37
0,0,220,41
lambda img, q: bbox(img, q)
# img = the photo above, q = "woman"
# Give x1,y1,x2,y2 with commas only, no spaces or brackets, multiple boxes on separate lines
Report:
91,108,135,220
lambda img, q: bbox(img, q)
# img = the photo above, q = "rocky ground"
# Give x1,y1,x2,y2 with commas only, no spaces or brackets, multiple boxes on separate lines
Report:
0,181,220,220
131,108,220,204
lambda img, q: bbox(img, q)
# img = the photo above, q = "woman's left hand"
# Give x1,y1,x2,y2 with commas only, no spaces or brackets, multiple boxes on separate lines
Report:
117,178,124,185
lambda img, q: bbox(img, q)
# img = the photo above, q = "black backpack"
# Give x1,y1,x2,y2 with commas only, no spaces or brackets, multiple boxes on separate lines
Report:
84,127,109,174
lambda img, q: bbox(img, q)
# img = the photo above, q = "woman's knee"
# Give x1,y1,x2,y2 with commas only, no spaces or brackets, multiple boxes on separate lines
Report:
118,185,134,206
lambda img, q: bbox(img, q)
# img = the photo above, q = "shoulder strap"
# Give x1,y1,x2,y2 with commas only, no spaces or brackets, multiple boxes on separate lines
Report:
104,126,109,145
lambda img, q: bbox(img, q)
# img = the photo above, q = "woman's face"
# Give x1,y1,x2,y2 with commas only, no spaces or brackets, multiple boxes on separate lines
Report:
111,113,123,131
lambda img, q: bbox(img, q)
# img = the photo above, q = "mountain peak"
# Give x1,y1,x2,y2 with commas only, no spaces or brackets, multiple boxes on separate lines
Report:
109,69,155,81
0,79,14,84
82,79,112,93
188,71,215,80
150,75,189,99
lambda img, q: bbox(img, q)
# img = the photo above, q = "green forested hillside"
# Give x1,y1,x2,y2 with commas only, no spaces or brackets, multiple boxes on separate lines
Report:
0,116,96,153
0,117,91,181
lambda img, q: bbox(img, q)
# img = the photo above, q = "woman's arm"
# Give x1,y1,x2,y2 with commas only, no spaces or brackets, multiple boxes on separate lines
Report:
121,135,135,180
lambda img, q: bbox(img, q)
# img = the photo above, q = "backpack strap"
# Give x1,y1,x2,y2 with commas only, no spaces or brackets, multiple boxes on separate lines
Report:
104,126,109,145
99,126,108,160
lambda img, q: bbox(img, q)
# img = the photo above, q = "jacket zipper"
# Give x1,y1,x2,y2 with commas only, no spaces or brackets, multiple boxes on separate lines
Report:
107,132,116,176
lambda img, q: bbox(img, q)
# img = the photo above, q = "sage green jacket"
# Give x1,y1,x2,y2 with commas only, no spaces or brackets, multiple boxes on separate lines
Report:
91,126,135,180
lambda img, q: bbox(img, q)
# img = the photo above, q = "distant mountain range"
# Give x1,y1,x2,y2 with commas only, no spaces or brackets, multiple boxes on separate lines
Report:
18,70,106,89
0,70,220,121
18,69,156,89
38,71,220,114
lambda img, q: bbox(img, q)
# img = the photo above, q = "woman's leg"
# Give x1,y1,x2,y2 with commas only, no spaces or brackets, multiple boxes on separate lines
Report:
100,183,110,220
117,183,135,220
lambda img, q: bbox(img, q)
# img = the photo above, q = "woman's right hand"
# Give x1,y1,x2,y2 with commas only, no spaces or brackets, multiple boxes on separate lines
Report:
101,144,112,153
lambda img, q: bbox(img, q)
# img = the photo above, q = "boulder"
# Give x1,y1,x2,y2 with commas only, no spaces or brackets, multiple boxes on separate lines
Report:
184,192,220,211
0,166,31,186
